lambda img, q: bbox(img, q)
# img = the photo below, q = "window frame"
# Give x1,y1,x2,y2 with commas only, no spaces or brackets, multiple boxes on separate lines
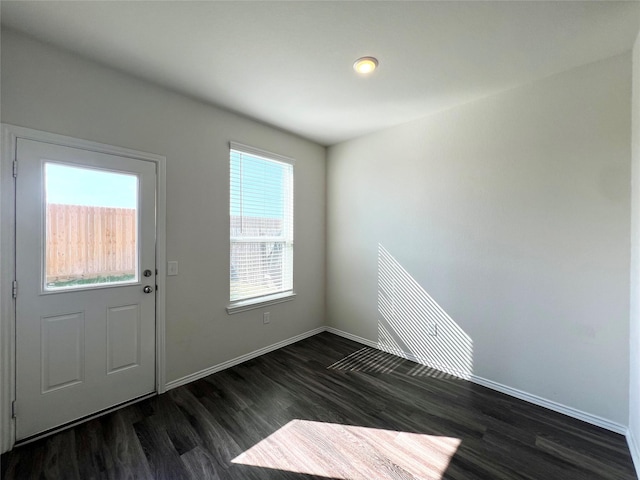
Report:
226,142,295,314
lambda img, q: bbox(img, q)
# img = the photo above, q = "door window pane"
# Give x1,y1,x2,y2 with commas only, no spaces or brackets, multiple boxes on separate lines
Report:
44,163,139,290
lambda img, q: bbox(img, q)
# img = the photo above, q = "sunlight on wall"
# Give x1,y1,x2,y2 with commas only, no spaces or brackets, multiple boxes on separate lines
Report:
378,245,473,379
232,419,461,479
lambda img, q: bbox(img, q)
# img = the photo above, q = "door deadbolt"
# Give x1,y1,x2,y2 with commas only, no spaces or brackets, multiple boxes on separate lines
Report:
143,269,152,277
143,285,153,294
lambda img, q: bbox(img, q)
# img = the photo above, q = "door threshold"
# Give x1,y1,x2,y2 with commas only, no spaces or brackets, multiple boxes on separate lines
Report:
13,392,156,448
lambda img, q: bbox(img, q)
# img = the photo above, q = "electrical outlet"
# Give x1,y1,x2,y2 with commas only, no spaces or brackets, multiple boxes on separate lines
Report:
263,312,271,324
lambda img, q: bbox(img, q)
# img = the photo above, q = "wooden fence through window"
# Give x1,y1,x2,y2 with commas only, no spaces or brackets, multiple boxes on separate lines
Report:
46,203,137,284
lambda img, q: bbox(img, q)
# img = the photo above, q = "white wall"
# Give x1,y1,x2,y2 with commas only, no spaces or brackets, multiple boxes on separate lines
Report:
629,30,640,467
0,29,326,384
327,53,632,425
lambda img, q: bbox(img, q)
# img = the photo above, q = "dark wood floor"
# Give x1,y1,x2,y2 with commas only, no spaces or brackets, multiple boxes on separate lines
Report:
1,332,637,479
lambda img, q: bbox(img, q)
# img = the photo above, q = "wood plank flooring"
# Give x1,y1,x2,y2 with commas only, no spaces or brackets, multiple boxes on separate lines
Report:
1,332,637,479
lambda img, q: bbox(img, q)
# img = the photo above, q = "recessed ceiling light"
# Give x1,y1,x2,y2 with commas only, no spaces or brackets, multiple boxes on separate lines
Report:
353,57,378,74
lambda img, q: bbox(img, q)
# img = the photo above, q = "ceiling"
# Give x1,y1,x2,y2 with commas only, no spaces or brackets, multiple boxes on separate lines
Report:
1,1,639,146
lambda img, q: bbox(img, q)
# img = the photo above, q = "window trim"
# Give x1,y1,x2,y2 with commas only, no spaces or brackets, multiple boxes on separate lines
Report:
229,142,296,167
226,291,296,315
227,142,295,313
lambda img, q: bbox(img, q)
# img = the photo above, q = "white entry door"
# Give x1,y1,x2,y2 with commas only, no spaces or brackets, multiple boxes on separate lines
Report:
14,138,157,440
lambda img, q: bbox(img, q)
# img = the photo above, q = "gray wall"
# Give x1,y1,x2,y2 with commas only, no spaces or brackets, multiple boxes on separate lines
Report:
327,54,632,424
0,29,326,384
629,30,640,458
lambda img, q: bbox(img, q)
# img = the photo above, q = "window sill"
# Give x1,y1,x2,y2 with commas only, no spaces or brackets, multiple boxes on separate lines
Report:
226,292,296,315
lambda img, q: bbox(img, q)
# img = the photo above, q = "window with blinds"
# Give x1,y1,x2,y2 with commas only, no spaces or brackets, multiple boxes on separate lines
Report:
230,143,294,305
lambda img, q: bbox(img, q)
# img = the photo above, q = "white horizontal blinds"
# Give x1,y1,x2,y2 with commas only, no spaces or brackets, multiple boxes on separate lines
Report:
230,143,294,303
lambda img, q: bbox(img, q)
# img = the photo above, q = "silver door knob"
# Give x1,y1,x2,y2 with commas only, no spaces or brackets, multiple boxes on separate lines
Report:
143,285,153,294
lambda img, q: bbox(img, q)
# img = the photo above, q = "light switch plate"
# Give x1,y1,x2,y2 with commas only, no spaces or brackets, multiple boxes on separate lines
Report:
167,261,178,276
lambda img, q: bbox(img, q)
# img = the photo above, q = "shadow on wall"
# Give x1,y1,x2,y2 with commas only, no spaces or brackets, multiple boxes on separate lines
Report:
377,244,473,379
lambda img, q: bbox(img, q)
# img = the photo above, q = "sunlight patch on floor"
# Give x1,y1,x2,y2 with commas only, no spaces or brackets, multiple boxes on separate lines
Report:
232,419,460,479
327,347,405,374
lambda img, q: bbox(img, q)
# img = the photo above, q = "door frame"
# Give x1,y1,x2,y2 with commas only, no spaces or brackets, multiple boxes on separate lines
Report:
0,124,167,453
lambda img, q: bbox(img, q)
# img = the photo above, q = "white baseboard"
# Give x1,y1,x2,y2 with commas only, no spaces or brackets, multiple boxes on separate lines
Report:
165,327,325,391
469,375,627,435
627,428,640,477
325,326,627,435
325,326,378,349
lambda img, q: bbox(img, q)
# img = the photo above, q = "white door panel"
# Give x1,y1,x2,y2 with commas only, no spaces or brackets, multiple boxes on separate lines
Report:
107,304,141,373
15,139,157,440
